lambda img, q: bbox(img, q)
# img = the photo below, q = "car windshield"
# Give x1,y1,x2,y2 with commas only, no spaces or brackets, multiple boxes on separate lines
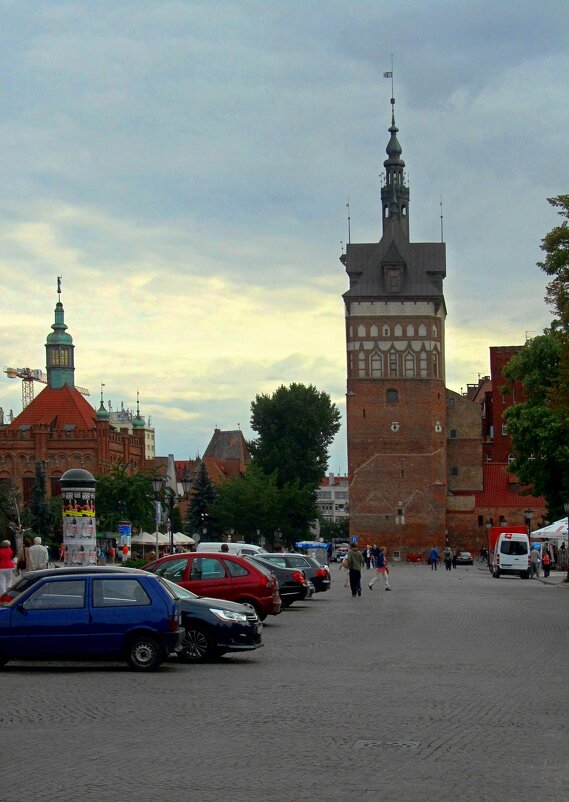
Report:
158,577,198,600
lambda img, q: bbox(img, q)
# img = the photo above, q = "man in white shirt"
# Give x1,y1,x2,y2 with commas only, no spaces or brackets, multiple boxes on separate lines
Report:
27,537,49,571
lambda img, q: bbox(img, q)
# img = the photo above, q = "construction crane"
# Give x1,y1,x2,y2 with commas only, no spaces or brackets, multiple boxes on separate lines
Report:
3,366,90,409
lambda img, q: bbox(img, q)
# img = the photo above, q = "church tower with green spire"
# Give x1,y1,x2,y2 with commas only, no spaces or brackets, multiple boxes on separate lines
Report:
45,278,75,390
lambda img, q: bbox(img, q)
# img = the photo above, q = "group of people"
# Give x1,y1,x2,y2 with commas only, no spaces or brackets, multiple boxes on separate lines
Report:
341,543,392,597
428,546,462,570
0,536,50,596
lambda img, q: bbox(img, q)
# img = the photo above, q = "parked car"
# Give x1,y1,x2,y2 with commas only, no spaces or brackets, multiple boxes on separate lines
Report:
2,567,264,665
259,553,331,594
0,568,183,671
196,542,268,558
455,551,474,565
244,555,313,607
142,552,282,621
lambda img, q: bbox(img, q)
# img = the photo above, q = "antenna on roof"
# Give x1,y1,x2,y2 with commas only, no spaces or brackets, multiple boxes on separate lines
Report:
440,195,444,242
57,275,62,302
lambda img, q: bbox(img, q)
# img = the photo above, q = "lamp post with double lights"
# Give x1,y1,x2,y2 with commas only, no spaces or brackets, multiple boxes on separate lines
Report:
524,508,534,537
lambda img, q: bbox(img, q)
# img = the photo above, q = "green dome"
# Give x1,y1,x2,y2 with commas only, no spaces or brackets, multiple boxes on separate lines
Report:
132,413,145,429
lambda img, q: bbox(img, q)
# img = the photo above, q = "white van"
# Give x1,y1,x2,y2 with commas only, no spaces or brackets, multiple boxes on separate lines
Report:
492,532,531,579
196,542,268,558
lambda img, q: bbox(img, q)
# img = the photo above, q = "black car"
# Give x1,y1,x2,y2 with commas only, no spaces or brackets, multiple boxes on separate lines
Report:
160,578,263,663
245,556,313,608
2,567,263,664
259,553,331,594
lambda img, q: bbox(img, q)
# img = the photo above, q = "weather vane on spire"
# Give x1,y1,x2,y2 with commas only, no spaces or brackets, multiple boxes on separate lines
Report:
57,275,62,301
383,54,394,101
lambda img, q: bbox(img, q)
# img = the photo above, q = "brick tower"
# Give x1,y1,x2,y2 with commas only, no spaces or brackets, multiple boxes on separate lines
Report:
341,95,447,556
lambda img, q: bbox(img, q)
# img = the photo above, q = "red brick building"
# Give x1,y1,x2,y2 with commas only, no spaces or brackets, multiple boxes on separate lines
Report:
342,99,545,556
0,287,147,502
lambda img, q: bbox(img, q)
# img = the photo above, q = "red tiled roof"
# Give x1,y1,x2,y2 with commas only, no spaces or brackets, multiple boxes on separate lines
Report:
8,385,97,431
475,463,544,508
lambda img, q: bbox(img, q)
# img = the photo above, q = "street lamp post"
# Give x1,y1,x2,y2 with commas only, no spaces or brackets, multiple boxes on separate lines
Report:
524,508,534,536
152,474,163,558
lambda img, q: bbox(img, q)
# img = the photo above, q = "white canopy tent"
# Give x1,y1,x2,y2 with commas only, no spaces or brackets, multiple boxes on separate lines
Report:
531,518,567,545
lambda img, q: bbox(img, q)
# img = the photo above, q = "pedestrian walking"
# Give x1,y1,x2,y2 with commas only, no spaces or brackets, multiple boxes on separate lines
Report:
364,547,372,569
530,547,540,578
27,536,49,572
346,542,364,597
452,549,458,569
0,539,15,596
368,546,391,591
429,546,439,570
542,551,551,578
339,555,350,588
443,546,453,571
16,537,32,576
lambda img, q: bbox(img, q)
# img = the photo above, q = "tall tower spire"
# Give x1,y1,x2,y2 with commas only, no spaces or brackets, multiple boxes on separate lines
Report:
45,278,75,389
380,95,410,237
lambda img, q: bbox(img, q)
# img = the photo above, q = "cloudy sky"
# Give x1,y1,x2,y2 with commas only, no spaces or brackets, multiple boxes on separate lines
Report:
1,0,568,473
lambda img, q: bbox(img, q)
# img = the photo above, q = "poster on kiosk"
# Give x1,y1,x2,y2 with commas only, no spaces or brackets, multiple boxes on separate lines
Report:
62,488,97,566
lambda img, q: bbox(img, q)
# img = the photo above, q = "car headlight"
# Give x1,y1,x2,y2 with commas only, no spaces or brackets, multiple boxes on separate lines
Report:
210,608,248,623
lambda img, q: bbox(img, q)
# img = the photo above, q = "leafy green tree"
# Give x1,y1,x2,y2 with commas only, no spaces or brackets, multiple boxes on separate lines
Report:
95,463,155,533
539,195,569,328
319,518,350,542
30,461,52,538
249,383,341,488
185,461,218,539
211,462,282,544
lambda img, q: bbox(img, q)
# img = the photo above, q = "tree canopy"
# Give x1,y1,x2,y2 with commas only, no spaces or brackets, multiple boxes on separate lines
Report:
249,383,341,488
185,460,219,539
95,463,156,533
504,196,569,519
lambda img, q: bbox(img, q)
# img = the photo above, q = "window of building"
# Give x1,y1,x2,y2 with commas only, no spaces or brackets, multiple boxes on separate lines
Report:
449,429,457,439
387,268,401,292
371,353,383,377
389,352,398,377
382,325,390,337
451,467,459,476
501,423,508,436
432,324,438,338
406,323,414,337
60,348,71,366
447,397,456,408
358,352,366,377
418,323,427,337
370,324,378,337
394,323,403,337
404,353,415,377
419,352,428,377
507,452,515,464
432,352,439,377
358,324,366,337
386,389,399,403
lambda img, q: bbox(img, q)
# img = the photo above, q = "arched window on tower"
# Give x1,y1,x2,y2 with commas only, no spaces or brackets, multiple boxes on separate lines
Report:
371,353,383,378
404,353,415,377
419,351,428,377
389,351,398,377
382,325,390,337
394,323,402,337
432,352,439,378
432,324,438,338
358,352,367,377
370,324,378,337
358,324,366,337
406,323,414,337
418,323,427,337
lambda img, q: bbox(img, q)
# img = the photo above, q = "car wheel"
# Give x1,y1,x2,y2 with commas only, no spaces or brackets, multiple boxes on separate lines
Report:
126,635,163,672
178,625,216,663
281,598,293,608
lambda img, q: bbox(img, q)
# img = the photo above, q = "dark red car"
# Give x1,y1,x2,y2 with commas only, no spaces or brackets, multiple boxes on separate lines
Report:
142,552,282,621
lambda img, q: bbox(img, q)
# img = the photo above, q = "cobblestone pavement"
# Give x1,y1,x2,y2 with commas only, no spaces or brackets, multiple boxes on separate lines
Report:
2,565,568,802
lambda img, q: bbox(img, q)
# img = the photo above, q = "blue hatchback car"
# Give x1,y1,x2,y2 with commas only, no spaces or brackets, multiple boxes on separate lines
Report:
0,569,184,671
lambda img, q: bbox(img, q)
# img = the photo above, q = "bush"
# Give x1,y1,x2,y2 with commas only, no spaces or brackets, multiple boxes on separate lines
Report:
123,559,148,569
